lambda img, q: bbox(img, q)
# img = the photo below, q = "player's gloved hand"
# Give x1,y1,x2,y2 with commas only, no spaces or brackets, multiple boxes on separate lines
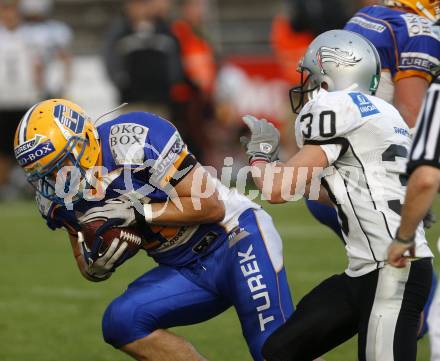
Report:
35,193,79,235
78,232,128,282
78,197,146,229
240,115,280,165
423,208,437,229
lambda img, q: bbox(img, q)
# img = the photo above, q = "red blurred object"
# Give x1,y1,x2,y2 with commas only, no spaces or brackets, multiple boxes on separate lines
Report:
217,55,291,127
271,15,314,84
223,55,284,80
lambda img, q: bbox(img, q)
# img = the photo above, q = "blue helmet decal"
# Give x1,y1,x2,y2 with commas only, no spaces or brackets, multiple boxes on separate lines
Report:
15,135,56,167
53,104,86,134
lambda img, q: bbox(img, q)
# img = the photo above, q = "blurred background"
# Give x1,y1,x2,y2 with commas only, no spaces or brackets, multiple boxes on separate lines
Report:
2,1,435,361
0,0,376,200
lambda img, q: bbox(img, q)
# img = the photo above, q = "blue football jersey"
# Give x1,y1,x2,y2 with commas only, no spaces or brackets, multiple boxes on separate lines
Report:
72,112,258,267
345,5,440,101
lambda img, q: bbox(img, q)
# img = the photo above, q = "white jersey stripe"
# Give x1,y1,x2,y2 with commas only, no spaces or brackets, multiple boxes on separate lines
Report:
413,91,437,160
365,264,411,360
425,91,440,160
409,80,440,171
254,209,284,273
411,95,430,160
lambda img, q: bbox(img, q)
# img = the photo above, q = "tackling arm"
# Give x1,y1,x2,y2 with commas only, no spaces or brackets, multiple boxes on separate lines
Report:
251,145,329,204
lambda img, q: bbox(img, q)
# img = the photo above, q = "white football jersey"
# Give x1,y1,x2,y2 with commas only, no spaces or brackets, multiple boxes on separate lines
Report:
0,26,41,108
296,89,433,277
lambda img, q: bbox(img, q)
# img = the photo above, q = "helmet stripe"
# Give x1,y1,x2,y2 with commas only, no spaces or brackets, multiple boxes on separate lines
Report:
416,1,437,21
18,103,39,143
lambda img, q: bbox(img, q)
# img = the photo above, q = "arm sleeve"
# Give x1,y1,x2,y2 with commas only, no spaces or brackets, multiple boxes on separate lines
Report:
108,113,197,195
396,16,440,82
320,144,343,165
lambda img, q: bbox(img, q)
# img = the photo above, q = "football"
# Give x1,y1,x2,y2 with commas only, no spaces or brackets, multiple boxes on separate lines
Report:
80,220,145,263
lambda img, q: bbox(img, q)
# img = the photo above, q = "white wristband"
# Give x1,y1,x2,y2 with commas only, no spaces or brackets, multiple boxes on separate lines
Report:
143,203,153,223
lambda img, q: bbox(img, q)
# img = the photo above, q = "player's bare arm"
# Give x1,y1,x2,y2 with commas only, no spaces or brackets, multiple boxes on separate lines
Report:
394,76,429,128
241,114,330,204
79,162,225,228
388,78,440,268
251,145,329,204
398,166,440,239
388,165,440,267
69,232,95,281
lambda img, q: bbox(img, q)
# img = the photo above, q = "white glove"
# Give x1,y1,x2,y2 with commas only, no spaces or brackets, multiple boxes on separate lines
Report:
240,115,280,164
78,232,128,282
78,197,145,228
35,192,79,233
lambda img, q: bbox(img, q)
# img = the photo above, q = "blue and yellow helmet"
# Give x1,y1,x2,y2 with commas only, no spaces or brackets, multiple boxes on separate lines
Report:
13,99,101,204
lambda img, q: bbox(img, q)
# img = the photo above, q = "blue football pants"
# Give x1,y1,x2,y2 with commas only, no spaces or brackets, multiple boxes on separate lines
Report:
102,209,294,361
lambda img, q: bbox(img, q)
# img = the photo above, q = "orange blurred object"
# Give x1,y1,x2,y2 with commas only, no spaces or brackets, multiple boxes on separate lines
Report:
172,19,217,94
271,15,314,84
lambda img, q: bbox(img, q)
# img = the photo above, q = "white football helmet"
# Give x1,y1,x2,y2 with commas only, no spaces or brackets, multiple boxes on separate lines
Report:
383,0,440,22
290,30,381,113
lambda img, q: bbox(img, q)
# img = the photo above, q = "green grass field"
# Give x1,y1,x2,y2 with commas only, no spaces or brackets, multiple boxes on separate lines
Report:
1,200,438,361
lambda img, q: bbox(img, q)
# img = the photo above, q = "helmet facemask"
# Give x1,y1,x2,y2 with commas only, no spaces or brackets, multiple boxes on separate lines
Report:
27,135,89,206
289,66,321,114
288,30,382,117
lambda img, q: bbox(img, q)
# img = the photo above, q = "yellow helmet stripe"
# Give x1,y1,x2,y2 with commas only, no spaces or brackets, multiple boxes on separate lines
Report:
416,1,437,21
17,103,39,144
